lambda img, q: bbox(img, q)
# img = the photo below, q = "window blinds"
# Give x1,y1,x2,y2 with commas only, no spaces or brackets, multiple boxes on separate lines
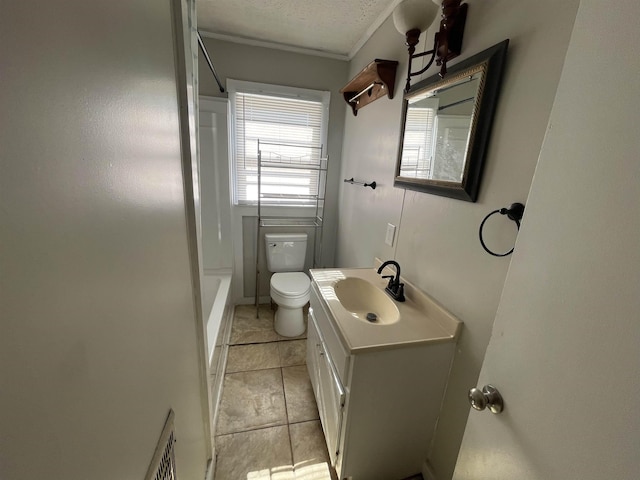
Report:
400,97,439,179
233,92,325,205
399,101,437,179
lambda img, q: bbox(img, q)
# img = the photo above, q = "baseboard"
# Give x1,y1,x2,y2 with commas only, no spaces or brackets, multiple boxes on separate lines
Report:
205,455,215,480
237,295,272,305
204,267,232,276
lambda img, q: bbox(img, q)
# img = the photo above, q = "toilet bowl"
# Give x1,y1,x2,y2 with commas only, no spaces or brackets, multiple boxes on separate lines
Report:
264,233,310,337
270,272,310,337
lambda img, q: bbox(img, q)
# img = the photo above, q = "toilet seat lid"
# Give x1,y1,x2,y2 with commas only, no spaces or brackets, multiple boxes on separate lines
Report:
271,272,310,296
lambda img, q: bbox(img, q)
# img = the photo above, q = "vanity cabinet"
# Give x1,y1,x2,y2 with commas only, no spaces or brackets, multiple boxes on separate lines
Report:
307,282,458,480
307,308,345,466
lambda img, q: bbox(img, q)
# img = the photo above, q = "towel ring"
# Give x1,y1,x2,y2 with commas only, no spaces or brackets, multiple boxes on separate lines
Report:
478,203,525,257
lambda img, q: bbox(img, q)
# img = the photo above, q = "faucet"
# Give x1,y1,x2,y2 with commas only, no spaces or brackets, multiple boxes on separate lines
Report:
376,260,405,302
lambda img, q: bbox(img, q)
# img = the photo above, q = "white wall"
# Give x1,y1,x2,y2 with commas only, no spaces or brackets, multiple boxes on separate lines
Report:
336,1,580,477
198,38,348,302
0,1,208,479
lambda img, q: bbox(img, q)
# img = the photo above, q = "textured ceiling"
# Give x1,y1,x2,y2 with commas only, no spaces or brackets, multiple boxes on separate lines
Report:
198,0,399,58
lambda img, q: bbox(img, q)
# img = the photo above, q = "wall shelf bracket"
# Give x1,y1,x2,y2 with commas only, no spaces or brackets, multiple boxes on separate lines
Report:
340,59,398,116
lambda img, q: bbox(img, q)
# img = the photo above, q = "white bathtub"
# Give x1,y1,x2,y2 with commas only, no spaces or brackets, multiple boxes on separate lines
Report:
201,270,232,466
201,271,232,367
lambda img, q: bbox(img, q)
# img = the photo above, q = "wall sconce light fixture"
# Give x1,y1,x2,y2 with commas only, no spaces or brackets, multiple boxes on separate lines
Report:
393,0,468,92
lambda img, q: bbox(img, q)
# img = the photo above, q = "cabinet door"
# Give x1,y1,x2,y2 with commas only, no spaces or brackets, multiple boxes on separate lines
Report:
306,309,321,400
308,308,345,466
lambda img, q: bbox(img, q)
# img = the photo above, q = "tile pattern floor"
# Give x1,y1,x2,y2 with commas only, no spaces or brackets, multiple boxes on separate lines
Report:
213,304,424,480
213,304,337,480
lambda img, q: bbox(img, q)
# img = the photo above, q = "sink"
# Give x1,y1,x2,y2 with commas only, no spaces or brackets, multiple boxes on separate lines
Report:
311,267,462,351
333,277,400,325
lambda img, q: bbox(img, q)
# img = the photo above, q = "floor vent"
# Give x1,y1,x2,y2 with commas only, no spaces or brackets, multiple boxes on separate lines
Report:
145,410,177,480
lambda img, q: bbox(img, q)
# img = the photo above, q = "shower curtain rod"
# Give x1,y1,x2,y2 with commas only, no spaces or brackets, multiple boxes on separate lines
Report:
197,31,225,93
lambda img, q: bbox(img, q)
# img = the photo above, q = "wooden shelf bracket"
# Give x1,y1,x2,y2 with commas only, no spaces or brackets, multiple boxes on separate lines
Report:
340,59,399,116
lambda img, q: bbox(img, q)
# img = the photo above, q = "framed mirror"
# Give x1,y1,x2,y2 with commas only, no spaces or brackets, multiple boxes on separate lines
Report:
395,40,508,202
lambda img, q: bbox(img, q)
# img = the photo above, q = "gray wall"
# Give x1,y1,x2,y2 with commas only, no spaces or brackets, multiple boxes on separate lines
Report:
0,1,208,479
199,38,348,301
336,0,580,478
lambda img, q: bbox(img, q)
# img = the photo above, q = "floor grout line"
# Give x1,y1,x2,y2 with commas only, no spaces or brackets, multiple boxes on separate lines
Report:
280,366,296,469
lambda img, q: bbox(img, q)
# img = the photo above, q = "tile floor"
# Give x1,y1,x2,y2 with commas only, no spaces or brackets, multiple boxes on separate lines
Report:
212,304,424,480
213,304,337,480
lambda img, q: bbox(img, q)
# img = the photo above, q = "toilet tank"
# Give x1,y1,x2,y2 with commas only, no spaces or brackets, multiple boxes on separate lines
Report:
265,233,308,272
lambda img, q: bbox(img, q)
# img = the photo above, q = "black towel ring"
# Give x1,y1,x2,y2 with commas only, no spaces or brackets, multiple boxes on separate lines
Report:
479,203,525,257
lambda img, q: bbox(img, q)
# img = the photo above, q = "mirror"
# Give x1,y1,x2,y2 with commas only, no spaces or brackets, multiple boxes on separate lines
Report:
395,40,508,202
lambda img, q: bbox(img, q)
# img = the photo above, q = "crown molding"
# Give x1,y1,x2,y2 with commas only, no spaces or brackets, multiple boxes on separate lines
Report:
198,30,350,61
200,0,405,63
348,0,404,59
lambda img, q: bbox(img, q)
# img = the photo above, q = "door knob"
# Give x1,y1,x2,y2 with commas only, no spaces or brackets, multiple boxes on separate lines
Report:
468,384,504,414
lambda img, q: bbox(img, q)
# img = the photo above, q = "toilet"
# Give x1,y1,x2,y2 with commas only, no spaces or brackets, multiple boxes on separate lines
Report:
264,233,311,337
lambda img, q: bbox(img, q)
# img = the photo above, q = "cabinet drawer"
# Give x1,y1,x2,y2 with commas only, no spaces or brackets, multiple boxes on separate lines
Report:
310,283,350,384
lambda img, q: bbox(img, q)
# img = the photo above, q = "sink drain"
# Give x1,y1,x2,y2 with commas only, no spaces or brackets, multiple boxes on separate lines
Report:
366,312,378,322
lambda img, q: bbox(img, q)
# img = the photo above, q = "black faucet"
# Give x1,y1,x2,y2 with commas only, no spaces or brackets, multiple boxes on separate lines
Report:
376,260,405,302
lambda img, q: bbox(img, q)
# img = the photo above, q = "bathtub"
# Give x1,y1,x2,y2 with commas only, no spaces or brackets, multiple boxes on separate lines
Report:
201,270,232,468
201,271,233,368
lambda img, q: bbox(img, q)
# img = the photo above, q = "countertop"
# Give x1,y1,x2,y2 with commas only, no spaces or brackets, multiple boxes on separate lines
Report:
309,267,462,352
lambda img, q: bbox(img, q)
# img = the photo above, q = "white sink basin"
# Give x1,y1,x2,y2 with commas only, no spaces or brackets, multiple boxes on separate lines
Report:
333,277,400,325
310,266,462,352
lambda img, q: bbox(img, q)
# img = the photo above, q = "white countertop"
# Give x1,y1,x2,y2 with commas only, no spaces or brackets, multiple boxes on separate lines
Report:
310,267,462,352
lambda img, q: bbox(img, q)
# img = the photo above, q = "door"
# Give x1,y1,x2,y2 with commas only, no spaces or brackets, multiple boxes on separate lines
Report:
453,2,640,479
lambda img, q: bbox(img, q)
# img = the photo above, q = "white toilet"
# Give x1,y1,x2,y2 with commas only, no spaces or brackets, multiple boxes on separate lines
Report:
264,233,311,337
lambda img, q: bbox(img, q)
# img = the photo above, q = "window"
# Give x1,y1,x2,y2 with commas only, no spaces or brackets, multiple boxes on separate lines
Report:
228,80,330,206
399,98,437,179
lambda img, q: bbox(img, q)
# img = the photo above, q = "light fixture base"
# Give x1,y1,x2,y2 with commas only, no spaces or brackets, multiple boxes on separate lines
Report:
404,28,422,53
403,0,469,90
436,2,468,70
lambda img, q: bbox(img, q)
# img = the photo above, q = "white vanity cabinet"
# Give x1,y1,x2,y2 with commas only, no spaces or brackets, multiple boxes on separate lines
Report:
307,280,459,480
307,306,345,466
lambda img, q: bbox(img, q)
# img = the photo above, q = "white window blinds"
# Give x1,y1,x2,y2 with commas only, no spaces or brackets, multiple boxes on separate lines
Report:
229,82,328,205
399,99,437,179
